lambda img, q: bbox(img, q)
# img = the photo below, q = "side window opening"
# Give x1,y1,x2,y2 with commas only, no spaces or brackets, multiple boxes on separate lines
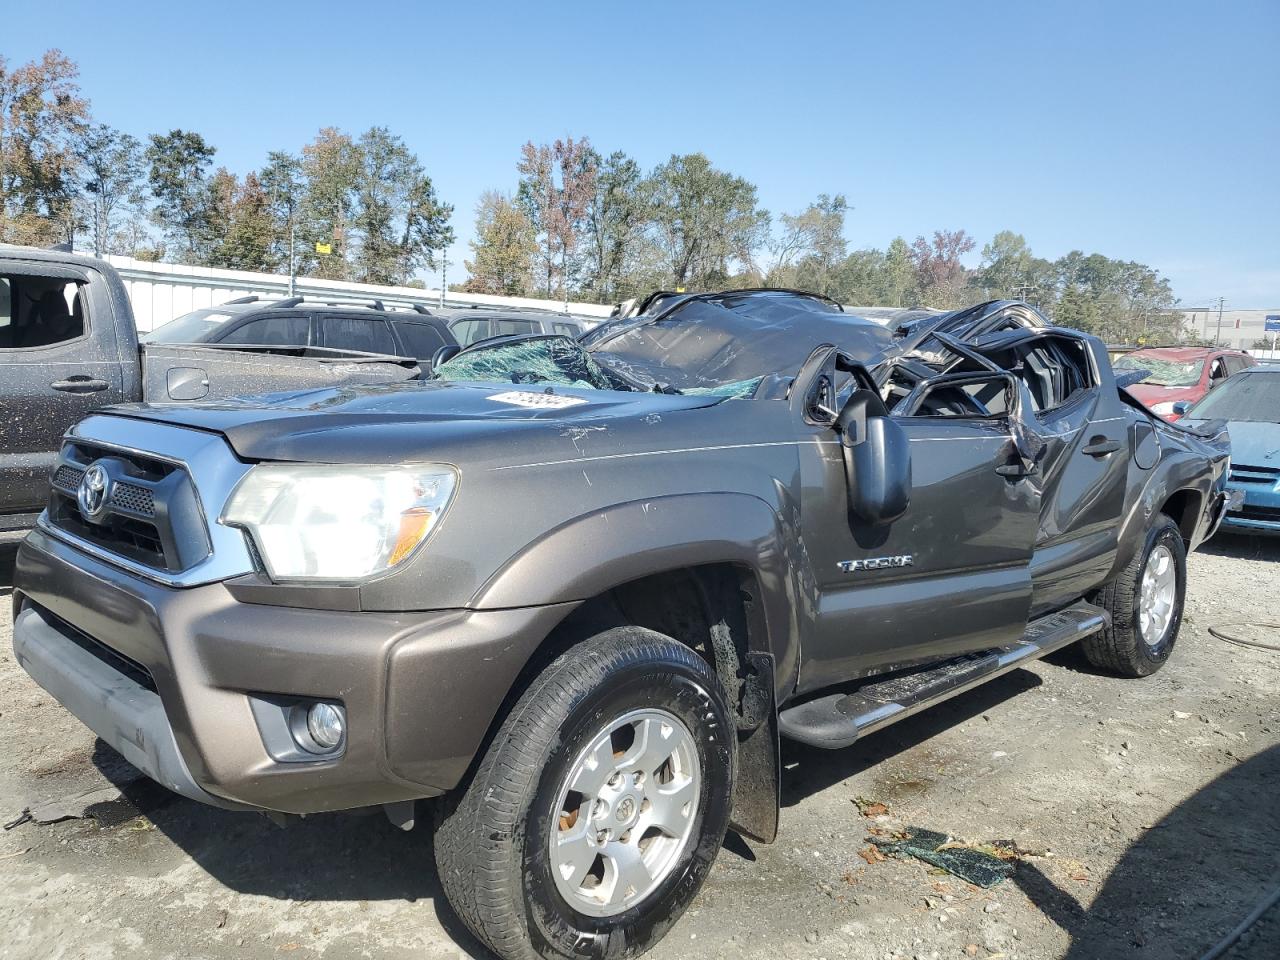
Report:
0,274,86,350
1012,338,1093,412
894,372,1014,419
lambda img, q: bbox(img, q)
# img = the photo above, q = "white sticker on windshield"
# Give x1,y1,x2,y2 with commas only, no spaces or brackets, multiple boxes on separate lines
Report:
487,390,590,409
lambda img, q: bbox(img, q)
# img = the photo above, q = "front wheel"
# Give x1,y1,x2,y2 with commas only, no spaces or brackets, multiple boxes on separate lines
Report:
1084,512,1187,677
434,626,735,960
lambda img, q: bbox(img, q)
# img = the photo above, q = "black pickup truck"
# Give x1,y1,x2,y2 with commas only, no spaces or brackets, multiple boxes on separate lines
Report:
0,246,431,540
10,290,1229,960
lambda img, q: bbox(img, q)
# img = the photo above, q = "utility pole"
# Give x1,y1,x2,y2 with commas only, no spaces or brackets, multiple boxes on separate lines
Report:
439,249,447,309
1214,297,1225,346
1013,284,1039,306
288,220,297,297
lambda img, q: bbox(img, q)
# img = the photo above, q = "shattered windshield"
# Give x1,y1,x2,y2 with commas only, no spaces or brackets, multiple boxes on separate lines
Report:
432,293,893,400
434,335,764,399
434,336,624,391
1114,354,1204,386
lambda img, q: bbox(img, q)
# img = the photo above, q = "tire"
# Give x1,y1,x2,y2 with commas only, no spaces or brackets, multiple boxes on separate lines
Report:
1083,512,1187,677
434,626,735,960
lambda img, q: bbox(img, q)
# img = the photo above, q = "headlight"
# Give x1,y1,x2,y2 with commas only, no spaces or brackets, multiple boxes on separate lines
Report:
1150,401,1177,416
222,464,457,581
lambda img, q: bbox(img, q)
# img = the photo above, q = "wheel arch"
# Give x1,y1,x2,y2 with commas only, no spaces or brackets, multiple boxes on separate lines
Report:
1111,454,1213,578
458,493,798,843
470,492,801,697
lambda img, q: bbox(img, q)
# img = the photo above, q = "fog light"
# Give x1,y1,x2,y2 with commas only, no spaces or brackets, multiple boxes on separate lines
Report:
306,702,345,750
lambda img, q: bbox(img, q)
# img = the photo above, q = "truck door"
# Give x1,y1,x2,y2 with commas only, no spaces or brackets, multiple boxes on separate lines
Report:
1002,334,1129,614
794,368,1043,693
0,263,127,517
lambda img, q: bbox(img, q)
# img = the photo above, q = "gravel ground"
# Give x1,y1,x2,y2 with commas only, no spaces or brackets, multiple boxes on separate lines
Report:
0,534,1277,960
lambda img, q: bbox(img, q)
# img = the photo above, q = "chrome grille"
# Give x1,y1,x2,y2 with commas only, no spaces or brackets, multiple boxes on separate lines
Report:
46,439,206,573
110,482,156,517
40,414,257,587
52,465,84,489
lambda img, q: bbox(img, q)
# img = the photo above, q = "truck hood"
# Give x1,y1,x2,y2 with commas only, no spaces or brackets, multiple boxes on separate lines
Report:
105,380,725,463
1182,418,1280,465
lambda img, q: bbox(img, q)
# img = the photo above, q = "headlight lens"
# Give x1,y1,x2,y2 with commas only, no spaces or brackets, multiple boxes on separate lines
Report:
1150,401,1177,416
222,463,457,581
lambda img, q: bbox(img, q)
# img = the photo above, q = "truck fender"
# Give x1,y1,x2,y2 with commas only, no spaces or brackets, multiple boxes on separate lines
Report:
471,491,802,694
1111,456,1209,578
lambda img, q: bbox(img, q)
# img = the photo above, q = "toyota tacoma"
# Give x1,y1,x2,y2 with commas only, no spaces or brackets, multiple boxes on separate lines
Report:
10,290,1229,960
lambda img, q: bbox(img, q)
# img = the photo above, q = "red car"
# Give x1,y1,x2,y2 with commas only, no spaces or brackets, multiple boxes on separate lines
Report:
1114,346,1257,421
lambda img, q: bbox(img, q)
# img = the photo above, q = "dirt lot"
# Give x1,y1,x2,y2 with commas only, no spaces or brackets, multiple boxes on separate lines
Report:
0,534,1277,960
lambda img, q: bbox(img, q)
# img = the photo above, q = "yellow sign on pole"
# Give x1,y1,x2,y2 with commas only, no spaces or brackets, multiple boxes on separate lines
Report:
315,242,332,255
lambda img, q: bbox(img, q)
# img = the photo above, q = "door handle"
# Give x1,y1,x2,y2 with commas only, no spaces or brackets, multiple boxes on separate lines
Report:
1082,438,1122,457
50,377,110,394
996,462,1035,479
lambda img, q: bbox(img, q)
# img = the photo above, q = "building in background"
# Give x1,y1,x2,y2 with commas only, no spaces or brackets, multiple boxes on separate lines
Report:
1180,307,1280,350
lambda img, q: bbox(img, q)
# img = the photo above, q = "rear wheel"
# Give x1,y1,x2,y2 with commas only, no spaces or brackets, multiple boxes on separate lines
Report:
434,626,734,960
1084,513,1186,677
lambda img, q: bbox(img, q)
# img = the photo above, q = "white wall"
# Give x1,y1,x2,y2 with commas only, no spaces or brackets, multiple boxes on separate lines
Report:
104,255,614,333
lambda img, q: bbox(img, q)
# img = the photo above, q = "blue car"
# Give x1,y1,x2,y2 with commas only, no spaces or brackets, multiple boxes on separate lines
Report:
1178,365,1280,535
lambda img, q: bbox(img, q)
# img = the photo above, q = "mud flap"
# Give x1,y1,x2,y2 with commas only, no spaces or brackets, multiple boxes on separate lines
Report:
729,652,779,844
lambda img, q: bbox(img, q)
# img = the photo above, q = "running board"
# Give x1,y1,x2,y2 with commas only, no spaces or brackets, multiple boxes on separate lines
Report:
778,600,1108,750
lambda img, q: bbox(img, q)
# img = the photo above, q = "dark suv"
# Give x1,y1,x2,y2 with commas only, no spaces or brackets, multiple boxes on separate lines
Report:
145,295,458,369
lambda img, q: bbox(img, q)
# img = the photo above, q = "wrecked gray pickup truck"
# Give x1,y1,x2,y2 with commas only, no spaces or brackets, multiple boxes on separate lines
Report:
0,245,423,540
11,289,1229,960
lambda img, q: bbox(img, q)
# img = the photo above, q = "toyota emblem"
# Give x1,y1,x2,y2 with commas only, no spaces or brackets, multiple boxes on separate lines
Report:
77,462,111,521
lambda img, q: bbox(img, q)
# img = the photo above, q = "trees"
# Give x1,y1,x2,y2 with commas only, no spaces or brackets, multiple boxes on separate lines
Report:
297,127,360,280
205,171,275,271
646,153,770,290
583,149,647,303
0,49,89,245
351,127,453,285
75,124,146,256
909,229,976,309
258,150,304,274
517,137,596,301
287,127,454,285
971,231,1056,305
769,194,848,295
464,191,536,295
0,49,1203,317
146,129,216,262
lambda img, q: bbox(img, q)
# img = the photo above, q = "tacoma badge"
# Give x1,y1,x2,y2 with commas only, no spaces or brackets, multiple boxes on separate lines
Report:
838,555,914,573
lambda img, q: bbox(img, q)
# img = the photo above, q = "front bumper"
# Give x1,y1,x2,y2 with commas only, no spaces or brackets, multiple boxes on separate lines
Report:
1218,481,1280,537
12,529,574,814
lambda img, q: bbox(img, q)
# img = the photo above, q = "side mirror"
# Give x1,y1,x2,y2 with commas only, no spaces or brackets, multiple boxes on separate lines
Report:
431,343,462,370
836,390,911,526
1172,400,1193,416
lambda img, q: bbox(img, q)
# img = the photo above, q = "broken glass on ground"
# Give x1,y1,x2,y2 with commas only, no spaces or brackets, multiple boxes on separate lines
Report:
871,826,1017,888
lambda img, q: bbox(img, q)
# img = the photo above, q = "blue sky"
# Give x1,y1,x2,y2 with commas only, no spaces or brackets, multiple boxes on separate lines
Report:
6,0,1277,305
